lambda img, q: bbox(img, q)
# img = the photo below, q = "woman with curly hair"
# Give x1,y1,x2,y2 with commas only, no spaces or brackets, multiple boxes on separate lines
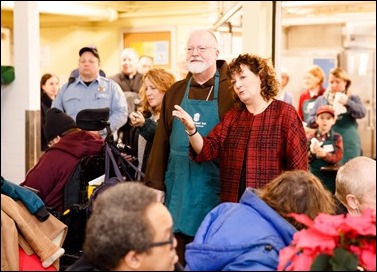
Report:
173,53,308,202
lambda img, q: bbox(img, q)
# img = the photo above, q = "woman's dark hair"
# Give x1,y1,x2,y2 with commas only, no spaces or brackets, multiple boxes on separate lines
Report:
40,73,58,94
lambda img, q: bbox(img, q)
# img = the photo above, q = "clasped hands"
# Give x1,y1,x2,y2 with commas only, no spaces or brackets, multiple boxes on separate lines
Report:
172,105,196,134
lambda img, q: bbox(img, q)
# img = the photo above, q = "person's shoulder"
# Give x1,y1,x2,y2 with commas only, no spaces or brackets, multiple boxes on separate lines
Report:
108,73,121,80
59,81,71,91
99,76,114,83
100,77,122,90
135,72,143,80
225,106,240,115
81,130,104,139
239,187,260,202
216,59,228,68
72,130,104,141
172,78,187,88
165,79,186,96
272,99,296,110
319,86,326,95
216,60,229,77
332,130,343,139
348,94,362,101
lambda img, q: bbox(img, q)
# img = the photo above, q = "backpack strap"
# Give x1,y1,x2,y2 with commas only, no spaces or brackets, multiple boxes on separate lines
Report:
108,144,145,179
105,144,124,182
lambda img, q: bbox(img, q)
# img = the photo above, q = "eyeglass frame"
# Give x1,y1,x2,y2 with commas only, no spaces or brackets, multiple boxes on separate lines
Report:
148,230,174,250
185,46,217,54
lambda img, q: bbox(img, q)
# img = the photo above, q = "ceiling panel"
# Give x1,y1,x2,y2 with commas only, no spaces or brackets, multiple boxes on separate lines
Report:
1,1,375,27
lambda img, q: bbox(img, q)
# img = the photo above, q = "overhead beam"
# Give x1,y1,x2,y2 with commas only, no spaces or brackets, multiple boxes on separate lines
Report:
210,1,243,31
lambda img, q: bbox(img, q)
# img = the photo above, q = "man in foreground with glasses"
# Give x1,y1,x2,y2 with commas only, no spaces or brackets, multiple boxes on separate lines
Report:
66,182,182,271
144,29,235,265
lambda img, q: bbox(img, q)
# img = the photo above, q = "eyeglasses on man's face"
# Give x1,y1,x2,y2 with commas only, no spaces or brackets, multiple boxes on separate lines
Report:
148,230,174,250
185,46,217,54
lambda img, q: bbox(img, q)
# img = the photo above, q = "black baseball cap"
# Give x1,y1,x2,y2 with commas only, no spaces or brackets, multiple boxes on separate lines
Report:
79,46,100,60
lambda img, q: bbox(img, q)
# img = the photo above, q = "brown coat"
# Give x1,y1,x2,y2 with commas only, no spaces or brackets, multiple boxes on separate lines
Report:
1,194,67,270
144,60,235,190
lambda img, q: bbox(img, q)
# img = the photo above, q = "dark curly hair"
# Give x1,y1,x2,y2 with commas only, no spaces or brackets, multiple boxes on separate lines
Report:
226,53,279,107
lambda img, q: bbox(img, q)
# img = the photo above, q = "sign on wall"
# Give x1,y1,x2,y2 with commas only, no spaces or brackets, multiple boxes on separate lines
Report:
123,31,171,69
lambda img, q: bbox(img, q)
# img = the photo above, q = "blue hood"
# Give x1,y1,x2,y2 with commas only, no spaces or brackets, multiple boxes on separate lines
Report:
185,188,296,271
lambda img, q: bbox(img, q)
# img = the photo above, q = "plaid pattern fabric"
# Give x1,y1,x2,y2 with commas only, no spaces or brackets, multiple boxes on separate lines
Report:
192,100,308,202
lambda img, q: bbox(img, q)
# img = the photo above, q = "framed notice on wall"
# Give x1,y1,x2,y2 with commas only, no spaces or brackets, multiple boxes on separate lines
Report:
123,31,171,69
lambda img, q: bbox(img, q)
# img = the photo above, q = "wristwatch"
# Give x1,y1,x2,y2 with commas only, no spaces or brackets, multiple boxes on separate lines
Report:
185,126,197,137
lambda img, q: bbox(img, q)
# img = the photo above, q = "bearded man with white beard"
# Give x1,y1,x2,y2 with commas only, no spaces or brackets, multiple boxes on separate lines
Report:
144,29,235,266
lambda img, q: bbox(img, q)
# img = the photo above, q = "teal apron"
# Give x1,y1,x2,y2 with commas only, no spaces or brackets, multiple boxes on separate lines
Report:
333,112,361,165
309,131,337,194
303,98,317,123
165,71,220,236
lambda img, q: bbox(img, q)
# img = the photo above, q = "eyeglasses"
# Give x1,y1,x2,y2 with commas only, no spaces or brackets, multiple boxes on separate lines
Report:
148,231,174,250
185,46,217,54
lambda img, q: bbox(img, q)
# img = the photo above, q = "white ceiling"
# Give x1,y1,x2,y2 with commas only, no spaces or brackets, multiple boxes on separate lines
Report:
1,1,376,28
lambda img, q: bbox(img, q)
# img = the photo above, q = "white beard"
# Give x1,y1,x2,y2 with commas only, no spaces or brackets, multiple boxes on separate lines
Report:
186,61,210,74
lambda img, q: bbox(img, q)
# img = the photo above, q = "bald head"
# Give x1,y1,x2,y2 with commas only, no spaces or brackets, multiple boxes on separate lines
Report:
187,29,218,48
335,156,376,215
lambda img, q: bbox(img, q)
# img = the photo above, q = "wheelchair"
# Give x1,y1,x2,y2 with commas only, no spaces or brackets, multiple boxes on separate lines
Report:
52,108,110,270
57,153,105,270
58,107,139,270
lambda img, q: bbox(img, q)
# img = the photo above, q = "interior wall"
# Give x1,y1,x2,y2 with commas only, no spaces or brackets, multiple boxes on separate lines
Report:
286,24,344,50
40,26,121,82
2,10,216,86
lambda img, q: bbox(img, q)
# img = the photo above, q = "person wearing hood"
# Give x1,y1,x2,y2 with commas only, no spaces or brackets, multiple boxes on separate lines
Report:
20,108,104,212
185,170,336,271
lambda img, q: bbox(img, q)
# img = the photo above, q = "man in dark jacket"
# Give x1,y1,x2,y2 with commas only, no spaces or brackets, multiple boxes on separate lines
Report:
20,108,104,212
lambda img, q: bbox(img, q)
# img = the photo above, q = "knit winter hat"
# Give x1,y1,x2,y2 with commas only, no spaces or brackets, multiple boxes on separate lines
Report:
43,108,77,142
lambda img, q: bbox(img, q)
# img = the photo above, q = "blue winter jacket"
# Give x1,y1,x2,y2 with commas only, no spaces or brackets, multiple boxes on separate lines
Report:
1,176,49,221
185,188,297,271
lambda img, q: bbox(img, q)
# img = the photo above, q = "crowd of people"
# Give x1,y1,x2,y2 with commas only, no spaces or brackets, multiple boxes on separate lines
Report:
3,28,373,271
